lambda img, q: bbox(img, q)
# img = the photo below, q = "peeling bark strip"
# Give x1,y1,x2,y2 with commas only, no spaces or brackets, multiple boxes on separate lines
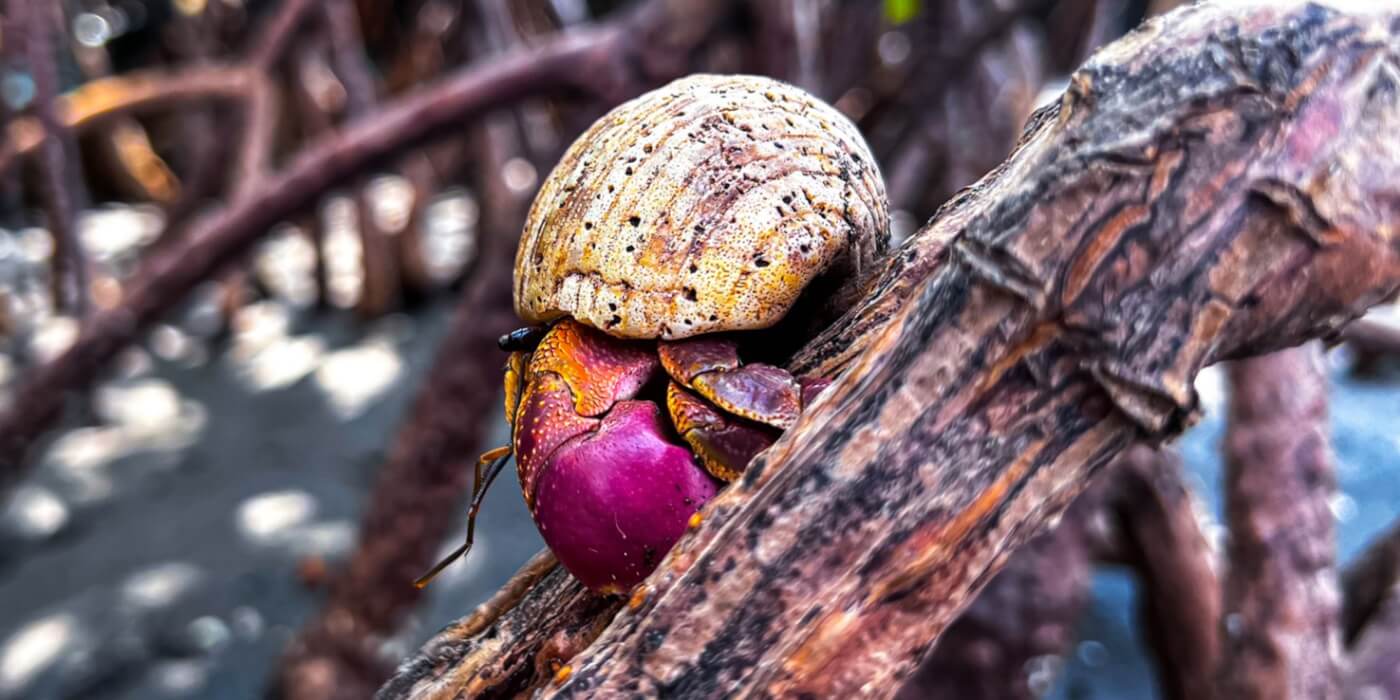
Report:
544,3,1400,697
1221,343,1341,699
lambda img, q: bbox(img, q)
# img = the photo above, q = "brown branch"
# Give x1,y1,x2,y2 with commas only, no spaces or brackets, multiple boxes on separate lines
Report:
380,3,1399,697
1342,317,1400,375
22,0,90,314
1109,445,1221,700
1342,518,1400,646
321,0,401,317
0,0,738,476
1220,343,1341,699
381,562,621,700
246,0,322,70
0,67,251,178
1344,586,1400,698
896,479,1098,700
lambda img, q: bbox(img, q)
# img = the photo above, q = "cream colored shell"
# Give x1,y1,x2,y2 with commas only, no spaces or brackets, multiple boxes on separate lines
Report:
514,74,888,340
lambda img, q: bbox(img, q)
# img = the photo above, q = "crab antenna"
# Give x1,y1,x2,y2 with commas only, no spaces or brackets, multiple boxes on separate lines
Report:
414,449,513,589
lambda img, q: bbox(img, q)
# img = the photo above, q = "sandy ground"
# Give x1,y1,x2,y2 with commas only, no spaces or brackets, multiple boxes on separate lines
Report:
0,298,1396,699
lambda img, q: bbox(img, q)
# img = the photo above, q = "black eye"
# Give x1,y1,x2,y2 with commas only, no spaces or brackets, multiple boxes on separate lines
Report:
498,326,547,352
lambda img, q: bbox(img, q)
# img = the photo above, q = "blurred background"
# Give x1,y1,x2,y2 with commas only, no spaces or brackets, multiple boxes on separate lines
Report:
0,0,1396,698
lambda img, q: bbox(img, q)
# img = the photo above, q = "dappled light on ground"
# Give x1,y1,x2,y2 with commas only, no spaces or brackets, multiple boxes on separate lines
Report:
0,614,77,695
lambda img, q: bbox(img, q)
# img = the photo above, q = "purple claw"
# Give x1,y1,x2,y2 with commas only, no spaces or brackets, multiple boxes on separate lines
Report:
531,401,718,593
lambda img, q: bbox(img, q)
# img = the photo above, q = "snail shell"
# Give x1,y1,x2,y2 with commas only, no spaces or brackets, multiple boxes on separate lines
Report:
514,74,889,340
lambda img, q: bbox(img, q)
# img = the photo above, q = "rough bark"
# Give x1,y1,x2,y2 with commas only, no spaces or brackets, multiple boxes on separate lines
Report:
388,2,1400,698
1221,344,1342,699
378,557,621,700
895,481,1097,700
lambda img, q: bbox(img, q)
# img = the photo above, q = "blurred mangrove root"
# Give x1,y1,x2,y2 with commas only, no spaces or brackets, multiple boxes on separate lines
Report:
0,0,738,478
1222,344,1340,698
384,2,1400,697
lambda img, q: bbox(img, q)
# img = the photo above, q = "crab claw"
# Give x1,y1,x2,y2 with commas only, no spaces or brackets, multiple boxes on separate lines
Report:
659,337,803,430
511,319,659,508
532,401,717,593
667,382,777,481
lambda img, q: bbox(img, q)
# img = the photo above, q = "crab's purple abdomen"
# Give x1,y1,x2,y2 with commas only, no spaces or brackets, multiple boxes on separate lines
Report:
531,400,717,593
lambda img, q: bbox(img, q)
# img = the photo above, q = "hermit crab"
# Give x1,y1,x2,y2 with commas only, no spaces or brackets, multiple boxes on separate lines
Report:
417,74,888,593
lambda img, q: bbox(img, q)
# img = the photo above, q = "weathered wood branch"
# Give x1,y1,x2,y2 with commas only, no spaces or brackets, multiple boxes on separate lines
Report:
385,2,1400,697
1104,444,1221,700
895,476,1098,700
1221,343,1340,699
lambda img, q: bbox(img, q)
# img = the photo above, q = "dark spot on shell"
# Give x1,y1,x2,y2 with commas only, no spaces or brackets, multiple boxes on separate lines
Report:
683,287,698,302
584,222,594,230
629,216,641,227
688,264,699,273
609,302,618,311
607,315,622,328
608,184,615,193
782,195,792,204
643,144,653,153
625,245,635,253
755,258,770,268
625,167,634,175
